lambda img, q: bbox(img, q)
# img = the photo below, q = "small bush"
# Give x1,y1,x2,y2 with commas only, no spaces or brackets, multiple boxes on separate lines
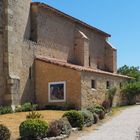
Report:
102,100,111,112
79,109,94,127
45,103,76,111
47,120,63,137
87,107,105,120
15,105,22,112
47,117,72,137
19,119,49,139
26,111,43,119
60,117,72,136
63,103,77,110
0,106,13,115
0,124,11,140
21,103,38,112
93,113,99,124
45,105,62,110
93,104,105,112
94,108,105,120
63,110,84,129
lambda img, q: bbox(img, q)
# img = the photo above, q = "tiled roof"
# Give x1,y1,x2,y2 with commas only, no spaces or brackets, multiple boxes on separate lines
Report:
31,2,111,37
36,56,132,79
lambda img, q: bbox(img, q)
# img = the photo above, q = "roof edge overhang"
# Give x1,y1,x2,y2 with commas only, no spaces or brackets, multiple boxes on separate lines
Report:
35,56,132,80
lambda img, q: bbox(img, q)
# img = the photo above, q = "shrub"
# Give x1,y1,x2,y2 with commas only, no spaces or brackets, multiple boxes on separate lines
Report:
106,87,117,107
102,100,111,112
0,106,13,115
47,120,63,137
19,119,49,139
47,117,72,137
87,107,105,120
79,109,94,127
94,108,105,120
63,110,84,129
93,113,99,124
45,105,62,110
45,103,77,111
63,102,77,110
121,82,140,105
21,103,38,112
60,117,72,136
15,105,22,112
0,124,11,140
26,111,43,119
93,104,105,112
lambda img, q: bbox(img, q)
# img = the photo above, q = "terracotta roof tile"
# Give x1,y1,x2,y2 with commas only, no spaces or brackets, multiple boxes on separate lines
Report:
36,56,132,79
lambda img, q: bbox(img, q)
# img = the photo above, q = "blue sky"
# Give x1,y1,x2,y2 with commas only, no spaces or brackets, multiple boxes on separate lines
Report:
33,0,140,68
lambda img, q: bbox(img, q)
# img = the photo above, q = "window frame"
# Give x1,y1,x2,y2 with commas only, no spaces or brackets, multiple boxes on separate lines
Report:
48,81,66,103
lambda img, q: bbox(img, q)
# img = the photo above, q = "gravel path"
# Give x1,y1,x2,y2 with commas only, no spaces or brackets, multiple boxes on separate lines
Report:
78,105,140,140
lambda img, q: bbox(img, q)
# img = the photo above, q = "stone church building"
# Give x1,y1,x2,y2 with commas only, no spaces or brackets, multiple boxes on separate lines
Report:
0,1,130,108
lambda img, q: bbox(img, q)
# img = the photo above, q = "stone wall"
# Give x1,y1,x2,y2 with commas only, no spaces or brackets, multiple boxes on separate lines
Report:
0,1,121,106
2,0,32,105
0,0,5,105
31,4,115,72
35,59,81,108
105,43,117,73
81,71,128,108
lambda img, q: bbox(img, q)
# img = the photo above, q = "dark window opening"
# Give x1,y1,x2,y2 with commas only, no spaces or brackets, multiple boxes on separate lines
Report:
89,56,91,67
106,81,110,89
29,67,32,79
91,80,96,89
120,83,122,89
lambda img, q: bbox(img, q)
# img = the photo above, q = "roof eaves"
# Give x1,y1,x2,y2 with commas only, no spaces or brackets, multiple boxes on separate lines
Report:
36,56,132,79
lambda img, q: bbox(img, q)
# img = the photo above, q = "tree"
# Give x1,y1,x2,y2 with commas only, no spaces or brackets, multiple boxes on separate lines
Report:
118,65,140,105
118,65,140,81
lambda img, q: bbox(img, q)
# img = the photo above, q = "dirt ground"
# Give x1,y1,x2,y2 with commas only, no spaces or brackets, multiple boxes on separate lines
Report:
0,110,65,140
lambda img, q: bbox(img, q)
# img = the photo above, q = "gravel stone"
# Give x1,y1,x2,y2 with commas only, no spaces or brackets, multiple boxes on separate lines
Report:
78,105,140,140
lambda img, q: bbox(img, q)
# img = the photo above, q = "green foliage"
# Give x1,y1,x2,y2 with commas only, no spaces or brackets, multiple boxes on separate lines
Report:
0,124,11,140
93,104,105,112
107,87,117,107
79,109,94,126
15,105,22,112
118,65,140,105
87,106,105,120
16,103,38,112
118,65,140,81
0,106,13,115
19,119,49,139
92,113,99,124
121,82,140,104
108,87,117,100
22,103,38,112
63,110,84,129
26,111,43,119
45,103,76,110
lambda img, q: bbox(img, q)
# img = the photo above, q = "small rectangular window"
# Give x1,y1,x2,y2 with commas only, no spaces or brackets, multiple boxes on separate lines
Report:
29,67,32,79
120,82,122,89
106,81,110,89
91,80,96,89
